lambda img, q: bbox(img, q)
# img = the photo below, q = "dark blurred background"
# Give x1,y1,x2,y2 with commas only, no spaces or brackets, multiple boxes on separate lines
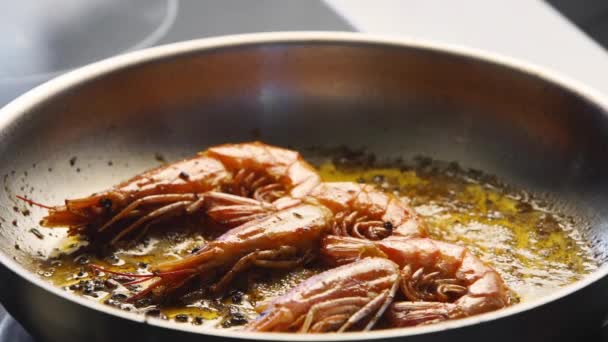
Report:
548,0,608,48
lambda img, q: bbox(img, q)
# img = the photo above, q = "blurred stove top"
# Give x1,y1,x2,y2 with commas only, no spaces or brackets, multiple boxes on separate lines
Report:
1,1,608,341
0,0,353,105
0,306,31,342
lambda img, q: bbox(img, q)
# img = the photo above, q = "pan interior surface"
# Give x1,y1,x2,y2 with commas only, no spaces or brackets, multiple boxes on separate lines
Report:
0,34,607,341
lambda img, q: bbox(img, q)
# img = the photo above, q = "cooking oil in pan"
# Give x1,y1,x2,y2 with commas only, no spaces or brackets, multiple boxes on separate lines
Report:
318,160,597,301
35,158,598,328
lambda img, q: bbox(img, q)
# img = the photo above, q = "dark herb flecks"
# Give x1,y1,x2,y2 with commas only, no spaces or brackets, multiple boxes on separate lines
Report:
175,314,189,323
178,171,190,180
30,228,44,239
99,198,113,211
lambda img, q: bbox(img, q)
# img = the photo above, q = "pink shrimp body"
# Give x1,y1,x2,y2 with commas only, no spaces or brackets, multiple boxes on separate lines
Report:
122,203,332,301
245,257,400,333
321,236,510,327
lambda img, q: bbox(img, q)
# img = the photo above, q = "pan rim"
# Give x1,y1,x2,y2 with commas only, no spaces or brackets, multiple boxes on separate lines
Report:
0,31,607,340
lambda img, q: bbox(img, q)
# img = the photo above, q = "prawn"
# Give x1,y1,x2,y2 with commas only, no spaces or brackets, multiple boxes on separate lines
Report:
29,142,320,241
245,257,400,333
94,203,332,302
321,236,510,327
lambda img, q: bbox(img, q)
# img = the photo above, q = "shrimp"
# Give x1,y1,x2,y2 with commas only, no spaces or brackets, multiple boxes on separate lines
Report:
95,180,426,301
245,258,400,333
34,142,320,241
309,182,426,240
95,203,332,302
321,236,510,327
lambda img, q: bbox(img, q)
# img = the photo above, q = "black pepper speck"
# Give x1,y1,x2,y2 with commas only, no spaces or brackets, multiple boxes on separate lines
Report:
111,293,128,301
93,281,105,291
175,314,189,323
178,171,190,180
154,153,167,163
134,297,152,308
222,312,248,327
146,309,161,317
99,198,113,211
230,290,244,304
30,228,44,239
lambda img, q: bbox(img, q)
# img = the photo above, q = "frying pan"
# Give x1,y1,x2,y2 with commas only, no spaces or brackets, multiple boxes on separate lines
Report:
0,32,607,342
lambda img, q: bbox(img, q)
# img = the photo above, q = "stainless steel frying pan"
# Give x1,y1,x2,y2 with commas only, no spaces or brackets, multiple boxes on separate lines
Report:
0,32,607,342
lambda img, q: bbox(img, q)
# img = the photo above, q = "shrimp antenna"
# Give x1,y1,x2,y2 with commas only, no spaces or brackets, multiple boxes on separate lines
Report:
16,195,54,209
89,264,198,302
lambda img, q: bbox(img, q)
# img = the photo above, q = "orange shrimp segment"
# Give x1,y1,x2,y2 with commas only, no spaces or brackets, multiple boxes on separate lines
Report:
309,182,426,240
245,258,400,333
207,142,320,200
320,236,510,327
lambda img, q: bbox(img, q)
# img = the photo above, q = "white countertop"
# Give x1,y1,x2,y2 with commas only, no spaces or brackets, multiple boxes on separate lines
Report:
326,0,608,98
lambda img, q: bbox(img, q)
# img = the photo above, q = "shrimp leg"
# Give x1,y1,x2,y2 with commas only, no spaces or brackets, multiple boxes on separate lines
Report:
339,278,399,332
209,246,312,293
100,192,275,243
99,194,199,232
33,142,321,240
387,301,462,326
